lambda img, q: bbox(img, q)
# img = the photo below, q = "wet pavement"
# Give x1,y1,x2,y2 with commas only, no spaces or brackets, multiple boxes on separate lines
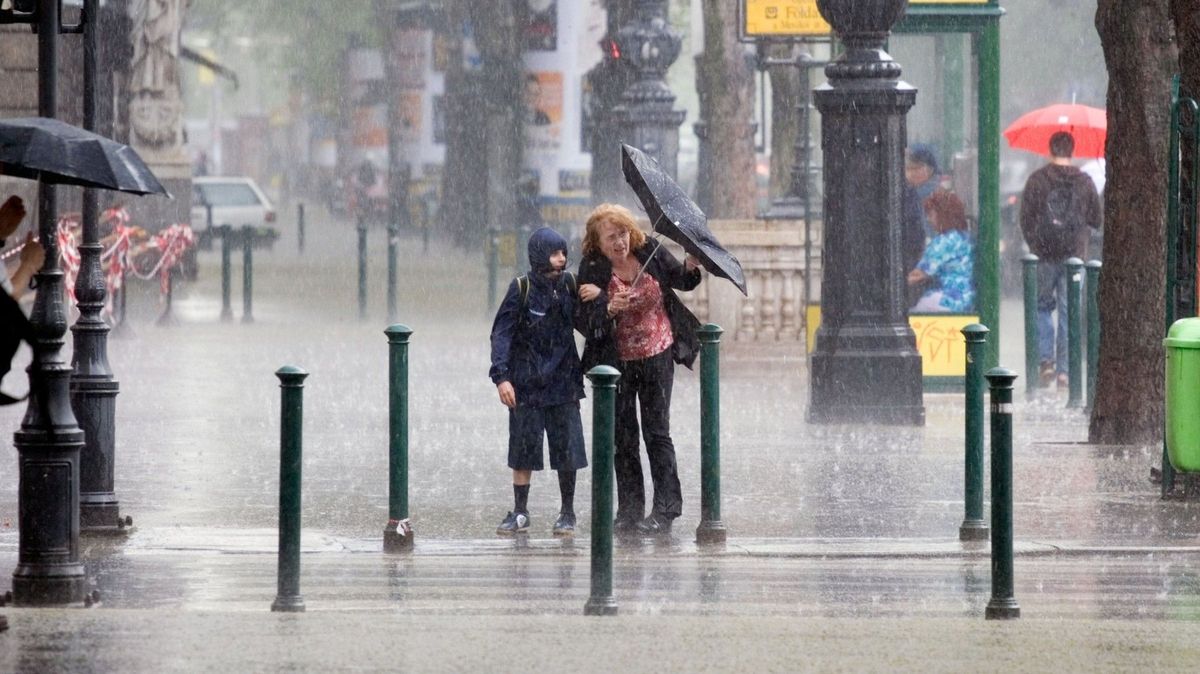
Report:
1,207,1199,670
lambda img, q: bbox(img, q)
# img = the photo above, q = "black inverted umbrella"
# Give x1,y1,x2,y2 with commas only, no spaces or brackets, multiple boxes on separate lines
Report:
621,144,747,295
0,117,168,196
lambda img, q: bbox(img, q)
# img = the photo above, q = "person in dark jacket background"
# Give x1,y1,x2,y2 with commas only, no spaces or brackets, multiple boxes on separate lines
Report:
1018,131,1102,388
576,203,702,536
489,227,587,537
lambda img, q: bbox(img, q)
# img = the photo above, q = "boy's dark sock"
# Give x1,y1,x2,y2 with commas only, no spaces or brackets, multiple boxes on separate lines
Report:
514,484,530,514
557,470,576,515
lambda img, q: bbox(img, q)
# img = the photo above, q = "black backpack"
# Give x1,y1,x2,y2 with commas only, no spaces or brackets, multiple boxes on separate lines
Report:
515,272,577,312
1040,183,1081,258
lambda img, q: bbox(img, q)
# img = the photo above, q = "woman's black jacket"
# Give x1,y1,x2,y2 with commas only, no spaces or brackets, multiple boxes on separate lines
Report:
576,244,703,371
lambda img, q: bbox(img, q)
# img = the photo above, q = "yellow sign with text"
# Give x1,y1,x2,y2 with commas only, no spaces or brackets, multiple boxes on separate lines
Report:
805,307,979,378
744,0,831,37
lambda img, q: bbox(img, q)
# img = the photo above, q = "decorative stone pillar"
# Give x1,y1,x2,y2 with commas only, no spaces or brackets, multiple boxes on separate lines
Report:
124,0,191,228
807,0,924,425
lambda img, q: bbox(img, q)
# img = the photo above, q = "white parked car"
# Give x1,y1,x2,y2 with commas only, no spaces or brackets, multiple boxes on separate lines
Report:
190,176,276,233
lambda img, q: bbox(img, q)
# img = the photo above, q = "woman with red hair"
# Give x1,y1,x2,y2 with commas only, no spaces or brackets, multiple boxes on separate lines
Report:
907,190,975,313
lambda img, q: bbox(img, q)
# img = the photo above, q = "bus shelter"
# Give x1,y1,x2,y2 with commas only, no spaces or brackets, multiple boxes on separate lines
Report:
894,0,1005,369
741,0,1005,377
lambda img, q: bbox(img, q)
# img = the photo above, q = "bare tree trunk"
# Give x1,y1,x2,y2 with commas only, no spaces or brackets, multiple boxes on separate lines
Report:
1172,1,1200,98
767,44,799,201
696,0,757,219
1090,0,1179,443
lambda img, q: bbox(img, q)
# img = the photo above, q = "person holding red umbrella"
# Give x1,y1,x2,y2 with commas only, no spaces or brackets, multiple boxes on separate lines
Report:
1018,131,1103,389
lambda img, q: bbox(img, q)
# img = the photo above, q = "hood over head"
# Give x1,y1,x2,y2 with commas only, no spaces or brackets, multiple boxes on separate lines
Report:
527,226,568,275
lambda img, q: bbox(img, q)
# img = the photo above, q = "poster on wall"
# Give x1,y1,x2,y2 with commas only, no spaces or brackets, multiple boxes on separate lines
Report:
394,29,426,88
432,34,452,73
558,170,590,196
524,71,562,152
397,92,423,143
524,0,557,51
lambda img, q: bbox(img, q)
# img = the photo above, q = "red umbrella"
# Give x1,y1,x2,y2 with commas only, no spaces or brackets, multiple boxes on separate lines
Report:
1003,103,1107,159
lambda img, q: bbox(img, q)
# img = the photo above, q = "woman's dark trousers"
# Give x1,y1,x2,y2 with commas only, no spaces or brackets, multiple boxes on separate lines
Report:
614,350,682,523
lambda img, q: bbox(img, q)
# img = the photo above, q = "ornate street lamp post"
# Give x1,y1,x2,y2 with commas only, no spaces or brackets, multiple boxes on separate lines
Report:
72,0,128,533
611,0,685,187
12,0,88,605
585,7,634,205
807,0,924,425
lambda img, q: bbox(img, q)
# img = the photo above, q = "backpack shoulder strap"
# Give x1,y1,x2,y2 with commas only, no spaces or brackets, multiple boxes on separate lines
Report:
516,275,529,310
564,272,577,297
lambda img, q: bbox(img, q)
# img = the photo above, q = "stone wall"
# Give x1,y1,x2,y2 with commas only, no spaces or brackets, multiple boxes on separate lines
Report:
670,217,822,347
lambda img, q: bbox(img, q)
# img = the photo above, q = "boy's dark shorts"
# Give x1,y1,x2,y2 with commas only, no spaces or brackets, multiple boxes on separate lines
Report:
508,401,588,471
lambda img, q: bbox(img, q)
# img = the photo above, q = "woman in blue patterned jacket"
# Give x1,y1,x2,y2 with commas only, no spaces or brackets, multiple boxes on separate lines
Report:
907,190,975,313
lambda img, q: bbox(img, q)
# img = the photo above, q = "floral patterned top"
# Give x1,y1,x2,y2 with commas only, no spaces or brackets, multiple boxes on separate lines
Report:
916,229,975,312
609,273,674,361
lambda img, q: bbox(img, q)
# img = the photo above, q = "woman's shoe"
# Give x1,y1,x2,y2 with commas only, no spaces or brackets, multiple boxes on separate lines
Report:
635,513,672,535
552,512,576,537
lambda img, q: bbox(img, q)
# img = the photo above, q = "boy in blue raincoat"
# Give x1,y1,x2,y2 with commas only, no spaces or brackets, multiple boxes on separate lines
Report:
489,227,587,537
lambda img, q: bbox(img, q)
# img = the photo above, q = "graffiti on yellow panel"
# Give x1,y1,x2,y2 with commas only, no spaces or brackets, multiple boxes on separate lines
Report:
805,306,979,377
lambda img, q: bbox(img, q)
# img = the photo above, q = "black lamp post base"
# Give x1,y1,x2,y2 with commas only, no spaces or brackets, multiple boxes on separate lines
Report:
80,493,122,529
809,348,925,425
81,502,133,536
12,564,88,606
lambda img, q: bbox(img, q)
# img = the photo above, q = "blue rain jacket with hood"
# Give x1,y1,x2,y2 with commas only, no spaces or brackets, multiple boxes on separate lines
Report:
489,227,585,408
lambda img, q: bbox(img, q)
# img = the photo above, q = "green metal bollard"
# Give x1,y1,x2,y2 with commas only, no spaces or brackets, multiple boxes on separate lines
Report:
960,324,989,542
272,366,308,613
384,325,414,553
387,226,398,323
1022,254,1039,399
220,225,233,322
1086,260,1102,412
298,203,306,253
985,367,1020,620
696,324,727,546
358,219,368,321
487,228,499,311
584,365,620,617
242,225,255,324
1066,257,1084,408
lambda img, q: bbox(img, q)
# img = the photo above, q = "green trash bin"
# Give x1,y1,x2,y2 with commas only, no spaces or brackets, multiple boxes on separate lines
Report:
1165,318,1200,472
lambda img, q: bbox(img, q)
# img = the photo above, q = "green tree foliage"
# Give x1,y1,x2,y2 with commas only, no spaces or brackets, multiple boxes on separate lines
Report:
186,0,379,112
